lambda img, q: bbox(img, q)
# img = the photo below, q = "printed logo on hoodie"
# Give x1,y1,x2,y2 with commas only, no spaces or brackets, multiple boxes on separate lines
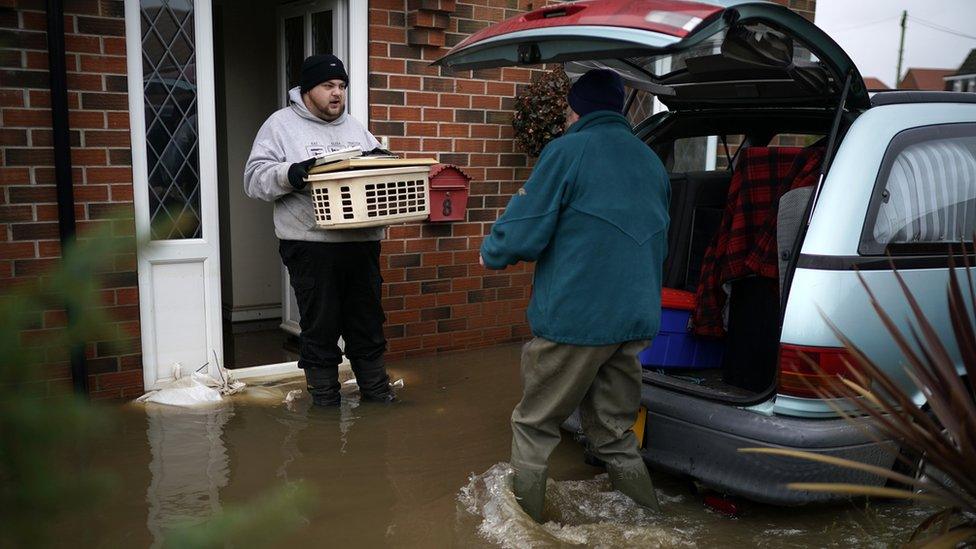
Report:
305,141,365,157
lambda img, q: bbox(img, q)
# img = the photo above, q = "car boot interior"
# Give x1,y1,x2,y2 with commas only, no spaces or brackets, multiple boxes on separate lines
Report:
641,110,838,402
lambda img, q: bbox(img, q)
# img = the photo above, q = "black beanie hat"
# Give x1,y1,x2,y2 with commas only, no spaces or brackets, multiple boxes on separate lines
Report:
299,54,349,93
568,69,625,117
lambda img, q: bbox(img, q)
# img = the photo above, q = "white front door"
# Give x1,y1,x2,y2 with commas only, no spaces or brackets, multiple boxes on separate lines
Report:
126,0,224,388
277,0,346,336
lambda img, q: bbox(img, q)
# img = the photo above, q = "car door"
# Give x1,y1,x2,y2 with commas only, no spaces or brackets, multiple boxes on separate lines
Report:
435,0,869,112
780,102,976,416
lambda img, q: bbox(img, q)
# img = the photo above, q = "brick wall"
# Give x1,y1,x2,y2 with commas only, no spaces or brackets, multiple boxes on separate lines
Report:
779,0,816,21
0,0,142,398
368,0,544,360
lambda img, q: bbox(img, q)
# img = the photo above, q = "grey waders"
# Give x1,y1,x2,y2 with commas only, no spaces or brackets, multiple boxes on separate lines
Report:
510,338,661,520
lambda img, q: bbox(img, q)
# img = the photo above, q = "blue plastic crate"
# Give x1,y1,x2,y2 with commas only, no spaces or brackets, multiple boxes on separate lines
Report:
639,308,724,369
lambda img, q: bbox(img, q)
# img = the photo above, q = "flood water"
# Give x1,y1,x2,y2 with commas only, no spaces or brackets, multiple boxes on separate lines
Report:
64,343,927,547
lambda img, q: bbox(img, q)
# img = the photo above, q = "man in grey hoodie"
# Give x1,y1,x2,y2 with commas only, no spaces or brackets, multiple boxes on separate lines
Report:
244,54,394,406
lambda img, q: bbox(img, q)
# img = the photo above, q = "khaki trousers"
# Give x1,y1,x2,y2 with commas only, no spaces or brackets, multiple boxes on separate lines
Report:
510,337,649,472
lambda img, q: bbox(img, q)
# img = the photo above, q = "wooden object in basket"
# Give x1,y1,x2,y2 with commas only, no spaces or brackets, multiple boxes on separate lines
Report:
307,157,438,175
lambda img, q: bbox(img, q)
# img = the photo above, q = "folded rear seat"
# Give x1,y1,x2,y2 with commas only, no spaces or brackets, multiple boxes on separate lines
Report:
663,171,733,291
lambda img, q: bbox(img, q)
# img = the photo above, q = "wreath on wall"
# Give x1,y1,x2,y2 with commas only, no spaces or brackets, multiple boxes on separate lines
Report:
512,66,571,158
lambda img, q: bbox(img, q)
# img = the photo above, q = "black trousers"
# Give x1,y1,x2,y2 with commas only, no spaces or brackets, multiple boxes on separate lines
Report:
279,240,387,369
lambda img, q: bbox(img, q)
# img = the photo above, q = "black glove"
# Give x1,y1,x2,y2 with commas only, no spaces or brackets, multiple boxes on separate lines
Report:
287,157,316,190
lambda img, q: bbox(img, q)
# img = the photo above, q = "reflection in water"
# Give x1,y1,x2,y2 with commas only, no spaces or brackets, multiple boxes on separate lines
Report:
144,403,234,547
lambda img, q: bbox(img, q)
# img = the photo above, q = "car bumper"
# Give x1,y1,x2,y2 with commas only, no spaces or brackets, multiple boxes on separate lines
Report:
563,382,898,505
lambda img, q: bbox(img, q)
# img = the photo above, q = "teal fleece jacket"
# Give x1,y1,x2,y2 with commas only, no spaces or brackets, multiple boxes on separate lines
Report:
481,111,670,346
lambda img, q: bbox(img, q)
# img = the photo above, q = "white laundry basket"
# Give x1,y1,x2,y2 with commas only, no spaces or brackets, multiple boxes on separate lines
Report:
305,165,432,229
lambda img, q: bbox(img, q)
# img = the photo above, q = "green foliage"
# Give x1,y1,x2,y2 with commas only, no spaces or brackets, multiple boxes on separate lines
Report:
512,67,570,157
163,482,317,549
0,230,120,547
1,218,315,547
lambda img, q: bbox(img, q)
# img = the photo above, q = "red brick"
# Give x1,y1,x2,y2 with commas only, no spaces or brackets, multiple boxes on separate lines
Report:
417,108,448,123
69,110,105,128
471,95,500,109
97,369,142,390
38,240,62,257
85,168,132,185
14,258,59,276
405,91,438,107
3,108,51,127
371,25,406,43
0,241,37,259
404,294,437,309
388,224,421,239
439,123,469,138
106,111,128,129
370,105,389,120
455,139,484,152
456,79,486,95
372,57,406,74
439,93,469,108
389,281,420,296
405,237,437,252
78,54,126,74
84,129,130,147
109,183,132,201
389,75,422,90
407,28,445,47
501,67,533,82
72,184,109,202
66,148,106,167
487,82,516,96
0,127,27,146
0,90,25,107
65,34,101,54
81,91,127,110
24,51,48,70
102,37,126,56
389,137,420,151
389,105,422,121
405,122,438,137
66,72,104,91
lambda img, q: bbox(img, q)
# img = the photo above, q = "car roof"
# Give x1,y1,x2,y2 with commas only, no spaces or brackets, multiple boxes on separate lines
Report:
870,91,976,107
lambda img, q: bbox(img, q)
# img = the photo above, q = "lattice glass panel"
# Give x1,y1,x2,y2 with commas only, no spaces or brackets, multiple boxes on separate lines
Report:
141,0,201,240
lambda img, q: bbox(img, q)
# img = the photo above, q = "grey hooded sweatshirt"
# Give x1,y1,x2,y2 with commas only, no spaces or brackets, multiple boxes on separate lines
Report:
244,86,383,242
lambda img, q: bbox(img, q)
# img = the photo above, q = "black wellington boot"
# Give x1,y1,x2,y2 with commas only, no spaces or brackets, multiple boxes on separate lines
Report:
351,357,396,403
304,366,341,407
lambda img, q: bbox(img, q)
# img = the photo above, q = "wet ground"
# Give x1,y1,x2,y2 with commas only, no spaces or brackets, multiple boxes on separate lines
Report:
64,343,927,547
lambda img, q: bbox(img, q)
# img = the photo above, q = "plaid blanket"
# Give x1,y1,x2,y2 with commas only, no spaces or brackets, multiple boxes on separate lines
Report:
692,146,825,338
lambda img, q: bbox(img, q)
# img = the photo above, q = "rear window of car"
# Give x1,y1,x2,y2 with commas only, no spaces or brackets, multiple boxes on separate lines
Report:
861,123,976,254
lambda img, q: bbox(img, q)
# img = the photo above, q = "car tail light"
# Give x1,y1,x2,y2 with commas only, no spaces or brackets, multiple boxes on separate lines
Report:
778,344,857,398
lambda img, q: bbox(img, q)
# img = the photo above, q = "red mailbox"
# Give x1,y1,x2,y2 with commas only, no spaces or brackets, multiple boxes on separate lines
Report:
427,164,471,222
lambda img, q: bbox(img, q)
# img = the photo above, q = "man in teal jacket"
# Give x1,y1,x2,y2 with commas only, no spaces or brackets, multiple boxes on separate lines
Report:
480,69,670,521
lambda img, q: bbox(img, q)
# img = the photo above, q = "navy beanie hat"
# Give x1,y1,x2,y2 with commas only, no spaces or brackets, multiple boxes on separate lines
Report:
300,54,348,93
568,69,625,117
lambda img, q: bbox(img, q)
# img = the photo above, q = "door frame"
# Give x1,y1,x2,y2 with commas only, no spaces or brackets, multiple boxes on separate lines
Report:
276,0,366,338
125,0,224,389
127,0,368,384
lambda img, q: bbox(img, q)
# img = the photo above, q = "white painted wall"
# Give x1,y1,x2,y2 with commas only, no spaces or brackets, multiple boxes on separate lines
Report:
215,0,282,321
